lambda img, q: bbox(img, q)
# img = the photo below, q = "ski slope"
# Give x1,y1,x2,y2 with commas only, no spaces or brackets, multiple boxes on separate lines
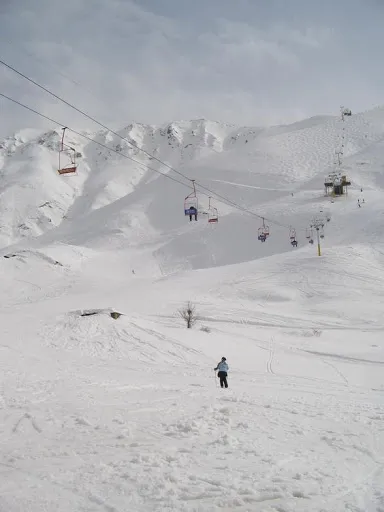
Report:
1,109,384,511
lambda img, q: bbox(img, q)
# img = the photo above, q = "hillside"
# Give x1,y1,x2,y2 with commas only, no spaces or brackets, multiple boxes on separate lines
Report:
1,108,384,511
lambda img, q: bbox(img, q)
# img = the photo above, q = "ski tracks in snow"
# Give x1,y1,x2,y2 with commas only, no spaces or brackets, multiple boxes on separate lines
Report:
2,349,384,511
100,387,384,512
266,336,276,375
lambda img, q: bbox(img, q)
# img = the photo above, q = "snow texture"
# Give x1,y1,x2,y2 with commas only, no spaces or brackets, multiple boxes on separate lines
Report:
1,110,384,511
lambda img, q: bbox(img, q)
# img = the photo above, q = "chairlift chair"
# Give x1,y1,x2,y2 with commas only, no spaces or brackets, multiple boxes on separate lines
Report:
208,208,219,223
262,224,270,237
289,227,298,247
58,127,77,175
184,196,198,215
258,227,266,242
258,218,270,242
58,149,77,175
207,197,218,223
184,180,198,221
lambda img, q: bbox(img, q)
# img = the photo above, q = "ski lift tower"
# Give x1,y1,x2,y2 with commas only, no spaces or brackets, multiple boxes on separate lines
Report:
324,107,352,197
335,150,343,167
310,214,325,256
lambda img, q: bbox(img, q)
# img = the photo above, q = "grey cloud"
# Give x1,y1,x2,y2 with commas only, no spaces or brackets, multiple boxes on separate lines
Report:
0,0,383,137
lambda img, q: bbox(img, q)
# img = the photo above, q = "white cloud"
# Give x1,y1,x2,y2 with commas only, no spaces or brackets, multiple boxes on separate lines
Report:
0,0,383,137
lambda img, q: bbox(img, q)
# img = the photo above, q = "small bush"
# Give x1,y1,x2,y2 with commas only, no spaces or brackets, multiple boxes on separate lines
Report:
179,301,198,329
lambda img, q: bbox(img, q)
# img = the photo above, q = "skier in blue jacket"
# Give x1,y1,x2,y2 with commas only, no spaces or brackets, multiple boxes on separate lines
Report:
214,357,229,388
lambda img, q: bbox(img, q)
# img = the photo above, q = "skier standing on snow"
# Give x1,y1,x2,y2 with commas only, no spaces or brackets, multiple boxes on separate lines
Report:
214,357,229,388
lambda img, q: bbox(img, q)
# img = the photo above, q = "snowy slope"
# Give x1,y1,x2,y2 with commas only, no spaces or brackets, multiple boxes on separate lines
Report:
1,241,384,511
1,108,384,511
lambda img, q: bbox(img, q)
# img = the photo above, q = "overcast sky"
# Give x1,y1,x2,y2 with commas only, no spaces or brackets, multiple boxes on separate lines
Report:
0,0,383,137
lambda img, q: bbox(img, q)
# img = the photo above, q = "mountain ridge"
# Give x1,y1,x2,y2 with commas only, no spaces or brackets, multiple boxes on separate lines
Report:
1,108,384,272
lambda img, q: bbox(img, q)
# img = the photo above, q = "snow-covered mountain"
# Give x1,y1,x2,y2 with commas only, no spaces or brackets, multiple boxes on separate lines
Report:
2,109,384,269
1,108,384,511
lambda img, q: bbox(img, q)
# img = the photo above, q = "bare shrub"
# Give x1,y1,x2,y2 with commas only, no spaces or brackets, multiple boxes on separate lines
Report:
179,301,198,329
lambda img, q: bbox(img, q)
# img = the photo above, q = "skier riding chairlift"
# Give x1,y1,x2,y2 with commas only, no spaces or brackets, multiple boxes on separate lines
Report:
189,206,197,222
258,233,267,242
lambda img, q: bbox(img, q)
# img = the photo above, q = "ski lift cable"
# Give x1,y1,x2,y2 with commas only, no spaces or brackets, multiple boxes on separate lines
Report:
0,92,192,191
0,56,281,223
0,58,193,184
0,57,260,217
0,56,304,232
0,90,304,234
0,58,300,230
194,182,290,228
0,57,302,231
0,91,265,220
0,58,342,234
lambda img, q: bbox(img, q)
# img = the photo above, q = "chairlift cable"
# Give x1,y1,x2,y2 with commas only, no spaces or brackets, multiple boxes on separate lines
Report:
0,91,300,233
0,92,191,191
0,56,306,234
0,57,291,228
0,57,194,185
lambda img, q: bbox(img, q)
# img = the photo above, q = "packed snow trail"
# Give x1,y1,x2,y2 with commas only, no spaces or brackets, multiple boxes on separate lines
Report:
1,240,384,511
1,335,383,512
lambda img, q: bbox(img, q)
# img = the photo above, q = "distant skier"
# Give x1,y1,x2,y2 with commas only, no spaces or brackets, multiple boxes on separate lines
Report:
214,357,229,388
189,206,197,222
